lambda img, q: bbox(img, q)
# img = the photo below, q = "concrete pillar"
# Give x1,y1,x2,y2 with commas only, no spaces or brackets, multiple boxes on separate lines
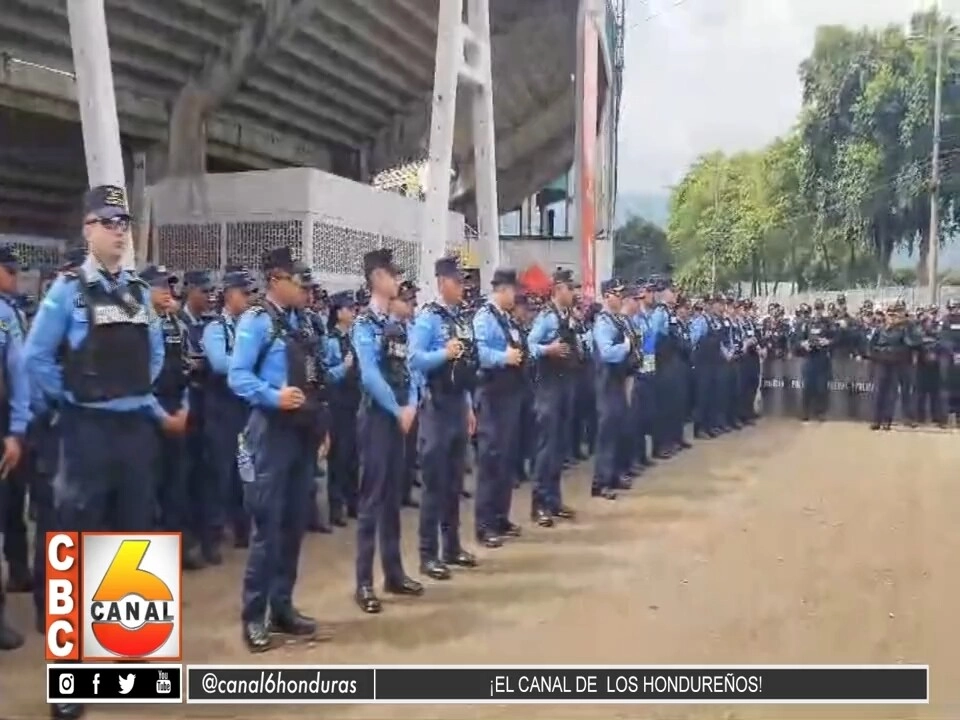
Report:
167,85,208,178
66,0,133,267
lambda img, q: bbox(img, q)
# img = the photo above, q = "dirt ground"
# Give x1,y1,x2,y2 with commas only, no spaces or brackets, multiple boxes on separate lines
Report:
1,419,958,719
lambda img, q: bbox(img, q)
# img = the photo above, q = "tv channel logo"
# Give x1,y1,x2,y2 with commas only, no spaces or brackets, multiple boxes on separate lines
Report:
45,532,182,661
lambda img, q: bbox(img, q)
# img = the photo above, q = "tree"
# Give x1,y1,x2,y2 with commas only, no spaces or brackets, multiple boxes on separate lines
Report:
612,216,672,280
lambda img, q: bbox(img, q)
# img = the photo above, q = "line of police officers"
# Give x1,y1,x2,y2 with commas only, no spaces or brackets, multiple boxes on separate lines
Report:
2,186,960,720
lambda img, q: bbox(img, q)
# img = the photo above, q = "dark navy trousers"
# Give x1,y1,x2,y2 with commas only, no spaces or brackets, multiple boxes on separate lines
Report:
417,391,468,562
531,376,568,512
355,402,406,588
595,373,627,490
240,409,316,623
55,406,158,533
475,384,523,534
205,389,250,547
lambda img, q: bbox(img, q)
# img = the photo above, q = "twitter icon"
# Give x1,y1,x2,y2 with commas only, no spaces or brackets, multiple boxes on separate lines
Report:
118,673,136,695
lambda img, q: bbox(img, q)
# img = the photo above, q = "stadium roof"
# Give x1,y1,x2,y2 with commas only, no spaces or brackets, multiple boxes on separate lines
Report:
0,0,579,238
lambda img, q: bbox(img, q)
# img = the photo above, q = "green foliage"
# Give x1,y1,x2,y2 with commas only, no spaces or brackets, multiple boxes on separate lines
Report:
666,10,960,292
613,216,672,280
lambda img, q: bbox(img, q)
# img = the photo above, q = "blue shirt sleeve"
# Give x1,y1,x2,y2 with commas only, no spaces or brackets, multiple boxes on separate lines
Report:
147,304,165,383
651,307,669,336
352,316,402,418
594,313,630,364
474,307,508,368
324,335,347,382
690,316,706,346
228,310,281,409
203,321,230,375
409,310,448,373
527,311,558,359
23,275,72,404
5,332,31,436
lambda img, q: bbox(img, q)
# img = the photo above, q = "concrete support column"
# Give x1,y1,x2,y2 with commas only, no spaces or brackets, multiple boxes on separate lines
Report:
66,0,133,267
420,0,500,298
167,87,208,179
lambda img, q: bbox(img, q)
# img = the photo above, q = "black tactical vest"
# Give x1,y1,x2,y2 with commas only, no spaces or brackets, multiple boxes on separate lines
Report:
363,310,410,407
424,302,478,396
154,313,188,405
595,311,634,381
63,271,153,403
480,303,526,392
538,305,579,377
254,303,326,428
330,327,361,399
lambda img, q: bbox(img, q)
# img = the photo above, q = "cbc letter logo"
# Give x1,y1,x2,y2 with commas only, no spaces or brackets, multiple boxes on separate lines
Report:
83,534,182,660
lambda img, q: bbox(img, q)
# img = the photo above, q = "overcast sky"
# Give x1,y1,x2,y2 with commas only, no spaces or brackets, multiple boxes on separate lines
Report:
618,0,934,195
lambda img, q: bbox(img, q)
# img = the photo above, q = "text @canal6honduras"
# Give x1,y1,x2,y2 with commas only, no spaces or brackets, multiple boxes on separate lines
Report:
45,665,929,704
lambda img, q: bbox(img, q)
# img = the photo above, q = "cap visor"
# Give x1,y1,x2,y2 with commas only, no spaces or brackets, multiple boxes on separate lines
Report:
95,206,129,220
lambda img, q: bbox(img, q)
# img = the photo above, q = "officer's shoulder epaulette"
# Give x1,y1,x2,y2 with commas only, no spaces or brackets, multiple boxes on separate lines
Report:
127,273,148,289
248,305,267,317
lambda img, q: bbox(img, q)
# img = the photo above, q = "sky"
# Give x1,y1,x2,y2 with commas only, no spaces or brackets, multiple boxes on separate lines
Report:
618,0,934,196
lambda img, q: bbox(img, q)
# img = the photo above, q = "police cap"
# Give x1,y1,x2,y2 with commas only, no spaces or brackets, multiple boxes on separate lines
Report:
601,278,625,296
61,247,86,270
399,279,419,300
183,270,212,290
222,270,253,292
329,290,357,310
552,267,579,287
0,246,23,272
141,264,173,288
363,248,401,279
82,184,129,220
434,255,464,280
491,268,518,287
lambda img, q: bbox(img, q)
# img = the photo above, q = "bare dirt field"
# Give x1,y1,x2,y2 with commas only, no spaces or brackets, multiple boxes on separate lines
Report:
1,419,957,719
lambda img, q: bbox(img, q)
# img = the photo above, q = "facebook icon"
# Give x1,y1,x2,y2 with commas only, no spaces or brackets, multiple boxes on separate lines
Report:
92,673,100,695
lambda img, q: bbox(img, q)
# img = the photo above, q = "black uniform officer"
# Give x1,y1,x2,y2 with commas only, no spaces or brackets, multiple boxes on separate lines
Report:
229,247,328,651
940,298,960,421
915,310,946,425
410,257,479,580
179,271,220,562
142,265,204,569
869,305,915,430
325,290,362,523
351,249,423,614
793,300,834,421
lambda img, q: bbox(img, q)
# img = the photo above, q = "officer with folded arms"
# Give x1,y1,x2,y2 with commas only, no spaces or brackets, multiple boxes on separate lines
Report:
229,247,328,652
25,185,167,720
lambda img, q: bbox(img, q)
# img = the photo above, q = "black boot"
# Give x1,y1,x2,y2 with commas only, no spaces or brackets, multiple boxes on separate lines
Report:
51,704,85,719
243,620,273,652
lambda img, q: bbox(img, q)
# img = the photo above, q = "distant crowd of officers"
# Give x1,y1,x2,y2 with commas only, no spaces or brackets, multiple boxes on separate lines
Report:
1,186,959,720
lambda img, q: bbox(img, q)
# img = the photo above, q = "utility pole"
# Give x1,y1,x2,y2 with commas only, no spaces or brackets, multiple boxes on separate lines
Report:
928,0,944,306
711,161,721,293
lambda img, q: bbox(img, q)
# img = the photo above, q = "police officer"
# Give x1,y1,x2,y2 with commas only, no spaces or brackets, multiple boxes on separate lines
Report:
689,298,715,438
0,247,30,650
351,249,423,613
410,257,478,580
0,247,31,594
512,293,536,485
325,290,361,525
869,305,914,430
142,265,203,570
626,283,656,472
25,185,167,720
178,270,218,561
228,247,328,651
527,269,580,526
592,279,634,500
739,300,761,424
392,281,422,509
793,300,834,421
915,309,945,426
940,298,960,422
203,269,254,554
472,268,526,548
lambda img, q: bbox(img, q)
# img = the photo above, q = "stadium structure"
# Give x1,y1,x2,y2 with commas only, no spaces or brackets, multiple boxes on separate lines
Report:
0,0,624,295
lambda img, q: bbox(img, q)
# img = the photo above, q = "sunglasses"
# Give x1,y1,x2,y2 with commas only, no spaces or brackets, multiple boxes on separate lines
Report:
86,216,132,232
